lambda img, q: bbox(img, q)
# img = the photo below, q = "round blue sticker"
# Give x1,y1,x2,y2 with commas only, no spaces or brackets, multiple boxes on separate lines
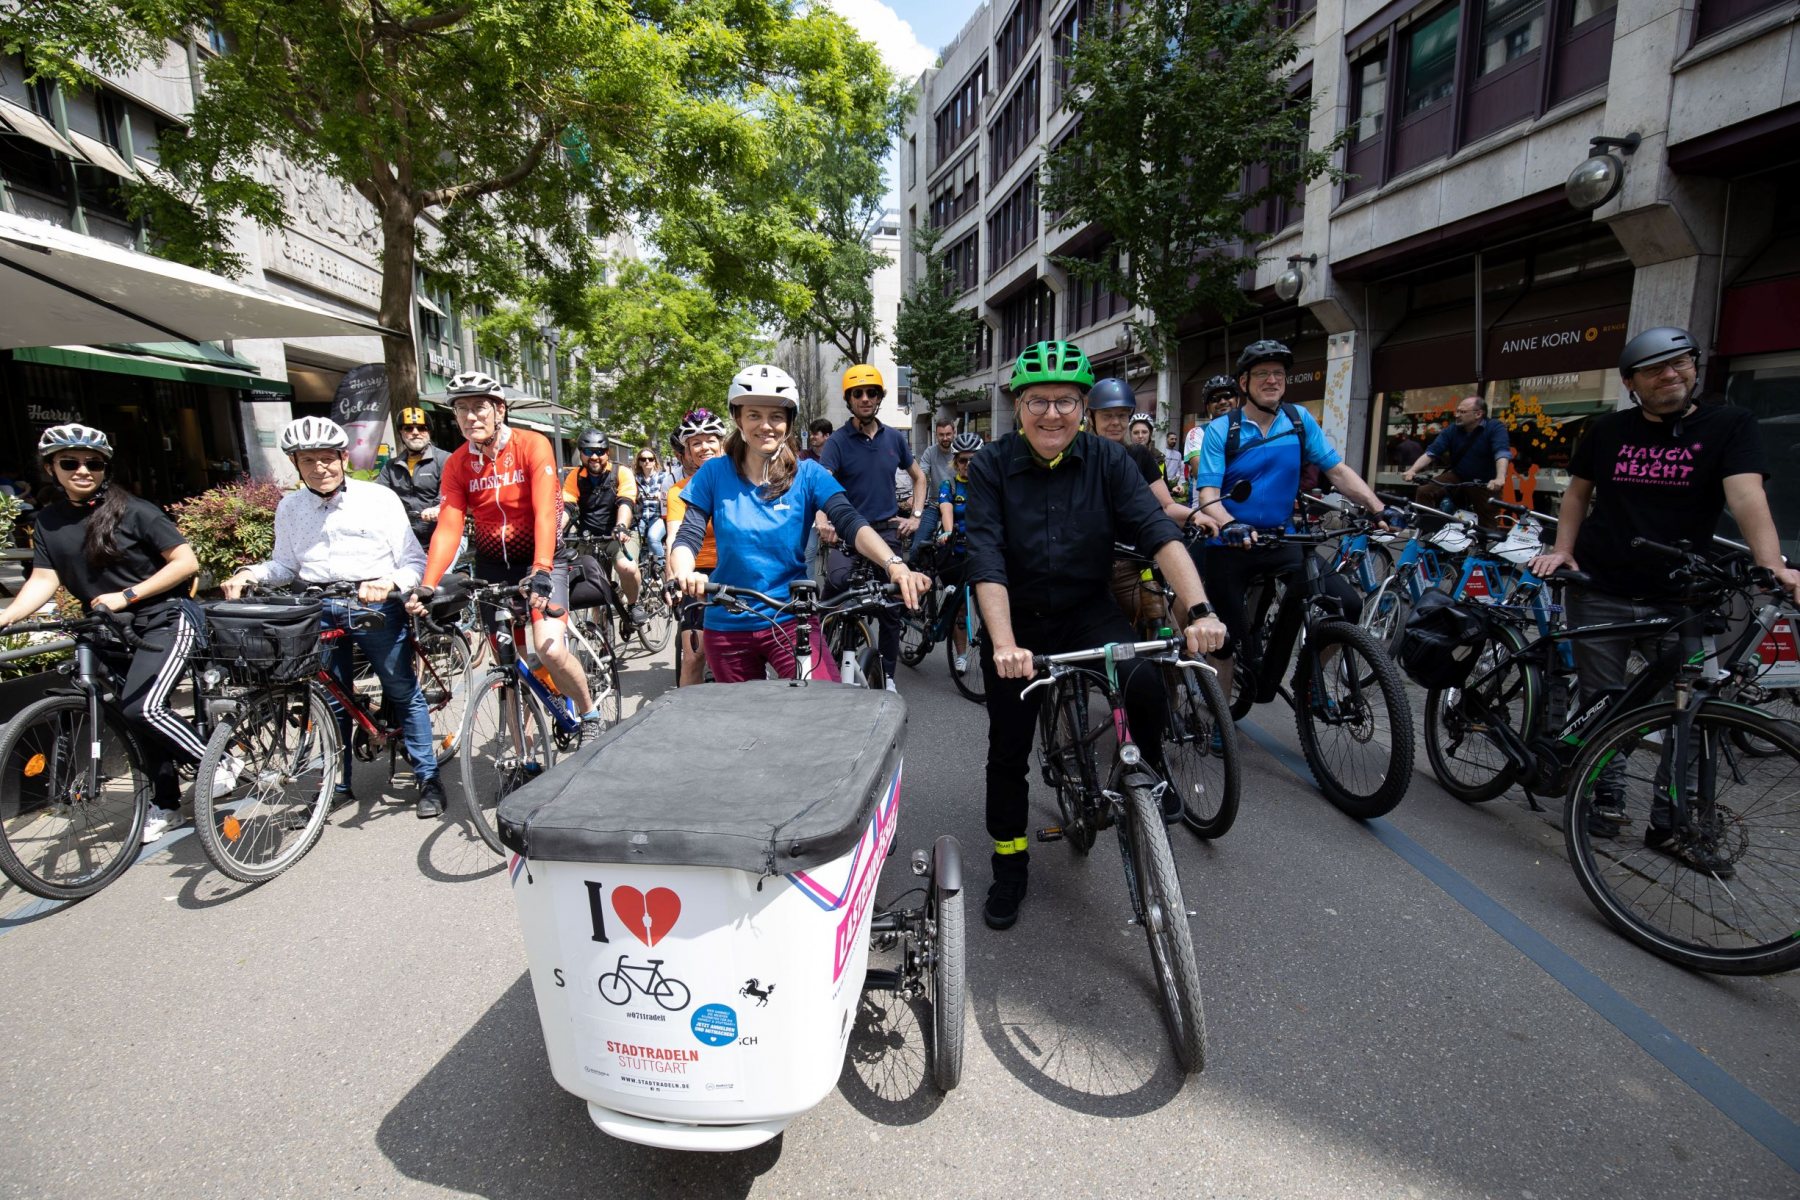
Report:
691,1003,738,1046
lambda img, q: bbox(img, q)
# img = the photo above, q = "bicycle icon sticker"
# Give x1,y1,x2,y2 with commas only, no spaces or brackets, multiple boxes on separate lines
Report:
598,954,693,1012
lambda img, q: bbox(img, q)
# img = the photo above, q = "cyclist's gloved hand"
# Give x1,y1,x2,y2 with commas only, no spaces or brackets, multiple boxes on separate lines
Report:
1221,521,1255,547
527,571,554,598
1376,507,1409,531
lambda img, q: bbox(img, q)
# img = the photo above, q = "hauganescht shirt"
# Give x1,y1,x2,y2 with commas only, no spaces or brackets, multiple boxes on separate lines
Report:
1568,403,1767,601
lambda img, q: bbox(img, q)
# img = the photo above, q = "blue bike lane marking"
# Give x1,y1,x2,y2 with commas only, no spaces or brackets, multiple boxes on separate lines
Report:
1239,718,1800,1175
0,826,196,936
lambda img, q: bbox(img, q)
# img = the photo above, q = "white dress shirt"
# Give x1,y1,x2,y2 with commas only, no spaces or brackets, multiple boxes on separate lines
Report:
247,478,427,590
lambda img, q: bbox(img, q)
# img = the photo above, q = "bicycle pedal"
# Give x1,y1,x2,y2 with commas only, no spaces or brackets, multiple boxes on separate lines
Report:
1035,827,1064,842
391,771,418,788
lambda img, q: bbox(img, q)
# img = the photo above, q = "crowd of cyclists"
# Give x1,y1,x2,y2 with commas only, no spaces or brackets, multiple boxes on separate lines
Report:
4,319,1799,976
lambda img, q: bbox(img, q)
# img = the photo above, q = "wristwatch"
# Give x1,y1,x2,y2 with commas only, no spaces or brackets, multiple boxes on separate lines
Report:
884,554,905,570
122,587,139,605
1188,601,1213,619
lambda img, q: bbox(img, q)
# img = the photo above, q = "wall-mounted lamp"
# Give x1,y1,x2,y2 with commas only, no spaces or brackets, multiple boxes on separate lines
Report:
1274,254,1318,303
1565,133,1641,211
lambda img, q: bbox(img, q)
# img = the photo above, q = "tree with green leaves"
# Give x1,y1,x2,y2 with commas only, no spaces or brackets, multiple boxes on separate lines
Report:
4,0,894,407
1041,0,1341,368
895,222,986,418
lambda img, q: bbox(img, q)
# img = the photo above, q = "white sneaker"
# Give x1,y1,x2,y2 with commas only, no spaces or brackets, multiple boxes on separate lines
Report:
953,653,968,675
142,806,185,844
883,677,898,693
210,754,246,795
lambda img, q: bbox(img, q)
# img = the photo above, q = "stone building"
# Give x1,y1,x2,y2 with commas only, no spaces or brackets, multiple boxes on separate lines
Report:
896,0,1800,542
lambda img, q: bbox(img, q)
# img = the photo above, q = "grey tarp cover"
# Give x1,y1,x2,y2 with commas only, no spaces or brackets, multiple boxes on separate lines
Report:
496,681,906,875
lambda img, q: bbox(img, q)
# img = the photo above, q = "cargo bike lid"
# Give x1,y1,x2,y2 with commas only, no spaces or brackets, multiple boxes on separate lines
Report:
496,681,906,875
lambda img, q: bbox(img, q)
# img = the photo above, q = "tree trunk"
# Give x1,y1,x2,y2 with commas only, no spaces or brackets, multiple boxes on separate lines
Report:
378,200,421,408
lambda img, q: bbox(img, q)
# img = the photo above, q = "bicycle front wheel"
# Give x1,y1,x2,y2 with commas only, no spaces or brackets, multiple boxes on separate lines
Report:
1164,663,1240,839
899,589,936,668
1565,701,1800,975
459,671,557,853
1121,774,1206,1072
194,684,338,884
415,628,473,761
1293,621,1415,819
572,621,622,729
929,846,966,1091
950,592,986,704
633,593,675,656
1423,627,1534,804
0,694,147,900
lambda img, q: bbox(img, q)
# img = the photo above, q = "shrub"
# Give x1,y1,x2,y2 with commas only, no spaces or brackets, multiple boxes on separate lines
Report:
170,479,289,589
0,589,83,680
0,491,23,548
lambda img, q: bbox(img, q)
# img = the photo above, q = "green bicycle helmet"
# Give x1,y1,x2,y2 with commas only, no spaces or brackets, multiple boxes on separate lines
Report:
1010,340,1095,393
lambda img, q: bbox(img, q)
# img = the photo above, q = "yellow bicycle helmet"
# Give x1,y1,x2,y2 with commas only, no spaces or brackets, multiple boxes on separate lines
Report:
842,364,885,395
398,406,428,427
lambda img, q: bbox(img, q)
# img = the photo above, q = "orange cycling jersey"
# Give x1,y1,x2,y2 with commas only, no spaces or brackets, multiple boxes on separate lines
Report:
424,426,562,585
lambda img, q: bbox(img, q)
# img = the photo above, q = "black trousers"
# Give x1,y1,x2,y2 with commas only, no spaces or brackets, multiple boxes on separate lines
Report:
98,605,209,809
826,525,904,677
982,599,1168,867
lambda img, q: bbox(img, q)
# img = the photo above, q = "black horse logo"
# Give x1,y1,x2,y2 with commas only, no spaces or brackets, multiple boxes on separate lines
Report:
739,978,776,1007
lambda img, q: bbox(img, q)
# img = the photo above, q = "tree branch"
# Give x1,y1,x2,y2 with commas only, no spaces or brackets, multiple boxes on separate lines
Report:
418,125,562,208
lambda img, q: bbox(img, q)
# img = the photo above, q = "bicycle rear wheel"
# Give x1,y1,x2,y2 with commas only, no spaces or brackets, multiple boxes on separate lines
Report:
194,683,338,884
1164,663,1240,839
1038,678,1098,854
573,621,622,728
1121,774,1206,1072
0,694,147,900
415,628,472,761
1293,621,1415,819
459,671,557,853
1565,701,1800,975
899,589,936,668
633,592,675,656
1423,627,1534,803
950,591,986,704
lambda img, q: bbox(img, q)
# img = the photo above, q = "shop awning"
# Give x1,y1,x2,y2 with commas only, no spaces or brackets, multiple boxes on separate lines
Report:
0,211,400,349
12,342,294,393
0,98,84,160
66,130,136,178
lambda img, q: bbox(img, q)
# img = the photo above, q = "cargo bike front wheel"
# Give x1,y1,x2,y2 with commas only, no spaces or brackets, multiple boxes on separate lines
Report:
865,835,966,1092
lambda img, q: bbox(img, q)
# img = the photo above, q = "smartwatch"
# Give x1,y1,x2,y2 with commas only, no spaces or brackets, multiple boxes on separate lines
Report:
1188,601,1213,619
122,587,139,606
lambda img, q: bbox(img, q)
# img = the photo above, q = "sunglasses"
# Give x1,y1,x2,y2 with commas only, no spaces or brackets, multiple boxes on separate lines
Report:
399,424,429,433
57,458,109,474
847,387,884,400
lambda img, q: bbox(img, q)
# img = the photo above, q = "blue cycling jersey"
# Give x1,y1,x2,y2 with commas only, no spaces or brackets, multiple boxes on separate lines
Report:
1193,404,1342,533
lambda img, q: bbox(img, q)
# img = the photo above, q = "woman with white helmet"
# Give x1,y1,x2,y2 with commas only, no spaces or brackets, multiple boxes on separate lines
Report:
0,425,210,843
667,365,932,682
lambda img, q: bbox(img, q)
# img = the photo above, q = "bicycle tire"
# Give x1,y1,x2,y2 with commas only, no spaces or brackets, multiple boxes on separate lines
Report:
1042,678,1097,855
1564,700,1800,975
950,594,987,704
1293,621,1415,820
1731,686,1800,757
573,622,622,729
1166,664,1240,839
598,971,631,1005
900,589,936,668
1121,774,1207,1072
1423,625,1536,804
0,694,147,900
193,683,338,884
929,860,966,1091
633,596,675,656
653,976,692,1011
1359,579,1407,655
459,671,557,853
415,628,473,761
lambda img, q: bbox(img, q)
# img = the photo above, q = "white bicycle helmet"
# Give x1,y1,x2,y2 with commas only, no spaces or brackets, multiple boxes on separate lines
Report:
727,364,799,410
37,423,113,460
278,416,349,454
446,371,506,401
1129,412,1155,428
951,432,983,454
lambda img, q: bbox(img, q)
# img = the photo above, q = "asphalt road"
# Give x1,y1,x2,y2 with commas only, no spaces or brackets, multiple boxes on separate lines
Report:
3,641,1799,1199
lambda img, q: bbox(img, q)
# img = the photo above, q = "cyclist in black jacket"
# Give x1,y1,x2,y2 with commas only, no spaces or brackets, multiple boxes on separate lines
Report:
376,406,448,547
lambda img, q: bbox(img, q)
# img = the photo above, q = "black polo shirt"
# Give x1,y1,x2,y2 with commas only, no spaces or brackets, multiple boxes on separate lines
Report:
964,430,1180,618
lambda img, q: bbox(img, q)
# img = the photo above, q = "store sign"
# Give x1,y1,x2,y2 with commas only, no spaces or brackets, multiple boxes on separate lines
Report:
330,364,391,471
1284,362,1327,404
1485,307,1628,380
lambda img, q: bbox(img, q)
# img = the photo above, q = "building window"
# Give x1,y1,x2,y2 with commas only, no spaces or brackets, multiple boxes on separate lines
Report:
906,136,916,188
995,0,1042,89
1000,281,1056,362
1051,1,1083,106
1401,6,1459,117
928,158,980,228
1275,0,1319,28
944,231,980,295
987,170,1039,275
1695,0,1786,40
1069,243,1127,330
1476,0,1544,74
1351,49,1387,143
989,63,1041,177
933,60,989,171
1465,0,1547,140
966,312,994,373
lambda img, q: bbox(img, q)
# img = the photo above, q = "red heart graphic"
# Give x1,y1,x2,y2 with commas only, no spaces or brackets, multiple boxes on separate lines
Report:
610,885,681,947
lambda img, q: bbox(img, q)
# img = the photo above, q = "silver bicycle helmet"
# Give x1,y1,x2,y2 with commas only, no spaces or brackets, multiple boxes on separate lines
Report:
951,431,983,454
277,416,349,454
1618,327,1699,377
674,408,729,447
446,370,507,401
37,423,113,460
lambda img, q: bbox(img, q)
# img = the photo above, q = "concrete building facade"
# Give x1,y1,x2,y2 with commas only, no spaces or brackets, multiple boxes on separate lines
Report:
896,0,1800,542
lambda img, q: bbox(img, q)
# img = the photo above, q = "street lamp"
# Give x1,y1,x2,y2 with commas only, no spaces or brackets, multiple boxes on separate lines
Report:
1565,133,1641,211
1274,254,1318,303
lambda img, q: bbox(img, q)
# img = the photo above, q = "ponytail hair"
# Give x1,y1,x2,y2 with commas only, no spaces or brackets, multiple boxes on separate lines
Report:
81,482,135,567
725,408,799,501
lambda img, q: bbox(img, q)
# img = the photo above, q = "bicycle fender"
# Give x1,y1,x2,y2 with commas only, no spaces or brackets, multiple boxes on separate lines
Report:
932,834,962,898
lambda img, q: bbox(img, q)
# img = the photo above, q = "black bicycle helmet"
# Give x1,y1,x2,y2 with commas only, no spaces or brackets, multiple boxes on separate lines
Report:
578,429,609,455
1618,327,1699,378
1087,377,1136,411
1202,375,1239,402
1234,339,1294,376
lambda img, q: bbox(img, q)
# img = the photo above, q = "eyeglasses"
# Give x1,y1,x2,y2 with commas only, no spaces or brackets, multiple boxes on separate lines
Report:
399,425,429,433
1022,396,1082,416
1247,368,1287,383
1636,354,1696,377
56,458,109,474
848,388,884,400
453,401,497,417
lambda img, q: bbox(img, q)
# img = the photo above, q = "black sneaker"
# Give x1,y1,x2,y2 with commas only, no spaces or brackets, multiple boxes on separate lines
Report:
1643,826,1736,879
416,776,446,819
628,603,648,628
1586,813,1623,840
984,874,1028,930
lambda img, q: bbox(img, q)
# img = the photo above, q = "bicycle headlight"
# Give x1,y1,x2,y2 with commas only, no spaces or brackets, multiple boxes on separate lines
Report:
1120,742,1143,766
202,667,223,688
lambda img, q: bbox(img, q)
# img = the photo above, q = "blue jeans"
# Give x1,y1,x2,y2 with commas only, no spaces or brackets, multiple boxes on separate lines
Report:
643,516,666,561
910,506,941,564
321,598,439,785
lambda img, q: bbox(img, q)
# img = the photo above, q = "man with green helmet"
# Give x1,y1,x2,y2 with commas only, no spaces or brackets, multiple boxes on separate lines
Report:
963,340,1228,931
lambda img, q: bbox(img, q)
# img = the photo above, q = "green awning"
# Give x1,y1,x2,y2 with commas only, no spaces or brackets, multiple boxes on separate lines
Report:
13,343,295,393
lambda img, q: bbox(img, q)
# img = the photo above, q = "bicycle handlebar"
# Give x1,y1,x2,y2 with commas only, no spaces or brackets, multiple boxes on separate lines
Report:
1019,638,1214,698
675,579,901,619
1,608,159,652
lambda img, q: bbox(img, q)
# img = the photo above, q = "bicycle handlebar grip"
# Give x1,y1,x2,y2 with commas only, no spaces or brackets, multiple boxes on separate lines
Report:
1630,536,1692,563
1376,492,1413,509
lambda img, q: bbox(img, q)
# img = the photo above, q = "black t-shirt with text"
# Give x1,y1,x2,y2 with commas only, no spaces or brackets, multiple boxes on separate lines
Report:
1569,403,1766,600
33,494,187,615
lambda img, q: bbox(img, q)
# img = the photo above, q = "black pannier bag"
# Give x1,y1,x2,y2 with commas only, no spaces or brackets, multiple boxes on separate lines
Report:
202,597,324,684
1392,590,1488,691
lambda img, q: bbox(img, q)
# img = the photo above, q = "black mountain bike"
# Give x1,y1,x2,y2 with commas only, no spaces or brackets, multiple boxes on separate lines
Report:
898,536,986,703
1421,539,1800,974
1213,515,1416,819
1030,638,1210,1071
